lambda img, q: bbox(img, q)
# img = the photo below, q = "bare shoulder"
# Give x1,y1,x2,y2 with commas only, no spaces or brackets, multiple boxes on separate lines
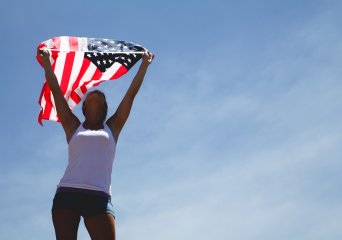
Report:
106,116,119,143
64,115,81,143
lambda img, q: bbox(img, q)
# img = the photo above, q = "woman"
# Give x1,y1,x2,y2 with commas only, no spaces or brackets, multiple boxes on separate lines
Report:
38,49,154,240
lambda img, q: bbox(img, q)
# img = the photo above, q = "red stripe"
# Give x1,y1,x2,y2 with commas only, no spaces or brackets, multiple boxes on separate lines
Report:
37,82,47,120
110,65,128,80
51,37,61,61
60,52,75,95
57,38,78,120
38,38,61,125
42,85,52,122
38,109,43,125
86,65,128,92
78,65,127,97
38,82,46,105
39,37,62,124
38,82,48,125
69,58,92,104
69,36,79,52
80,69,102,94
92,80,105,87
52,36,61,50
70,91,81,104
40,61,58,124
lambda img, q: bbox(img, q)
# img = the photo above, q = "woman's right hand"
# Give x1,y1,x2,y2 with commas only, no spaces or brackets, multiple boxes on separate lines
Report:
37,49,52,69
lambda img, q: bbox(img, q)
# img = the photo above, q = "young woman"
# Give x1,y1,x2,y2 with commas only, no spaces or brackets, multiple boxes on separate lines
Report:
38,50,154,240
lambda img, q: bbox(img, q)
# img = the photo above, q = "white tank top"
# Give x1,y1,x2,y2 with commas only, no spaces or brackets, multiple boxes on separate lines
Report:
57,123,116,195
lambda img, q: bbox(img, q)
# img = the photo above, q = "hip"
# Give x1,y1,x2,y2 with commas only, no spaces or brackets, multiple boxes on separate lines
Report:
52,187,115,218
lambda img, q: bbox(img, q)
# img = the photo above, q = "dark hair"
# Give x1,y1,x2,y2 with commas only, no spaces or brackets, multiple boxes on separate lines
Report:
82,90,108,122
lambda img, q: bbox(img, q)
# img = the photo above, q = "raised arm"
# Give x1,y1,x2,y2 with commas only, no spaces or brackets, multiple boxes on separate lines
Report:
106,51,154,142
38,50,80,142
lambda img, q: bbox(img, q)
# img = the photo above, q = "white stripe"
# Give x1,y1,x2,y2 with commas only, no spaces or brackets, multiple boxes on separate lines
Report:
48,37,70,121
49,94,58,122
100,62,121,80
43,38,54,49
84,62,121,91
59,36,70,52
68,98,78,110
49,53,67,121
40,94,46,115
54,52,67,85
74,64,97,98
48,50,55,66
78,37,88,52
65,52,84,98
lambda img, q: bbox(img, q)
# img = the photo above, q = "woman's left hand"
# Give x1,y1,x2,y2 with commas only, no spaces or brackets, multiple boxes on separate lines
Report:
141,51,154,66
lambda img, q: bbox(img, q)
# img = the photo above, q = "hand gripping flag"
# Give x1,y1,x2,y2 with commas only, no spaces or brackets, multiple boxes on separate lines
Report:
36,36,146,125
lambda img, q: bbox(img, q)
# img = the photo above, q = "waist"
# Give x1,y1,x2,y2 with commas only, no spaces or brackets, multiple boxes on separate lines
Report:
56,186,110,198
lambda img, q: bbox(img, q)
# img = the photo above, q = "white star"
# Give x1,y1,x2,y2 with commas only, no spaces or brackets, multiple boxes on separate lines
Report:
121,57,125,60
109,59,113,64
124,62,128,66
103,60,106,64
93,52,98,57
128,58,131,63
97,60,101,65
87,53,92,58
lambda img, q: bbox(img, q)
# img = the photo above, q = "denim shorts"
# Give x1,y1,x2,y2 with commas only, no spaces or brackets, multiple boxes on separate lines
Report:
52,187,115,218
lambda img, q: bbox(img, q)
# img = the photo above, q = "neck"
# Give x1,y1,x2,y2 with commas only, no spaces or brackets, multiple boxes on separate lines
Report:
83,120,104,130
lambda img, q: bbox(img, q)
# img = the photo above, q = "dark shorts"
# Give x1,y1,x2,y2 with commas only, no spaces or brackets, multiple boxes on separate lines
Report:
52,187,115,218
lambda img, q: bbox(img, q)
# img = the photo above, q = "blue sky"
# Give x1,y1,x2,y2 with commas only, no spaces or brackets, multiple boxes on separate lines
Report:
1,0,342,239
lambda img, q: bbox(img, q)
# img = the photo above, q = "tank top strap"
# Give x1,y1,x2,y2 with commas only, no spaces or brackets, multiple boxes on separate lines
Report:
104,123,116,145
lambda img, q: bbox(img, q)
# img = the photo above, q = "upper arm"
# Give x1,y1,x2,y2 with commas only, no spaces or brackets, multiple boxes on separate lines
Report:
49,79,80,142
106,90,135,142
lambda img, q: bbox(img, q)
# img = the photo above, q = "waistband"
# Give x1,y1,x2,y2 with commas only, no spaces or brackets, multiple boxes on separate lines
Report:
56,187,110,198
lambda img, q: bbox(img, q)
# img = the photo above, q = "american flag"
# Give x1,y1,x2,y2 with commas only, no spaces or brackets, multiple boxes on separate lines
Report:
36,36,145,125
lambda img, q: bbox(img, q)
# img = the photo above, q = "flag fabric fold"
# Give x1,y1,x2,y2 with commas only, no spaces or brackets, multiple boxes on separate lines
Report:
36,36,146,125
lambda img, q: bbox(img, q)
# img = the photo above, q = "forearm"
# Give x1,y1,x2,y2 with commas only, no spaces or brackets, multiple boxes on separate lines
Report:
127,63,149,96
44,65,62,95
